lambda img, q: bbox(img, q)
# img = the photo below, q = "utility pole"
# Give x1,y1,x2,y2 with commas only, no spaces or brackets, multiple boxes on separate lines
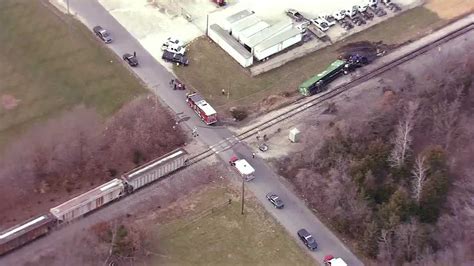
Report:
241,177,245,215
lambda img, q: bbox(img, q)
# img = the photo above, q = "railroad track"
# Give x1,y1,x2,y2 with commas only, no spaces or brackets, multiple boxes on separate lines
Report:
186,23,473,166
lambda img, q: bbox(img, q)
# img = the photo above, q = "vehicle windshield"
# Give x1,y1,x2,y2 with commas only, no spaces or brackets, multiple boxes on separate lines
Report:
102,31,109,37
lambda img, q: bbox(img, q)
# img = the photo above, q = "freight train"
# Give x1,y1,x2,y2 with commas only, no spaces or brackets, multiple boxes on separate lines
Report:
0,148,188,256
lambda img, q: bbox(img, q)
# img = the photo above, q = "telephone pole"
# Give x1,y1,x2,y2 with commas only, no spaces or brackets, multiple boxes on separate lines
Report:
241,177,245,215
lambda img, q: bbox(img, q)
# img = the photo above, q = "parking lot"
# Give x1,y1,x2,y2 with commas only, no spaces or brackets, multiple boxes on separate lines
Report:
59,0,421,71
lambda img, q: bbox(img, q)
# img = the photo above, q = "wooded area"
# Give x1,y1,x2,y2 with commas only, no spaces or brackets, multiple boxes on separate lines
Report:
278,47,474,264
0,95,185,226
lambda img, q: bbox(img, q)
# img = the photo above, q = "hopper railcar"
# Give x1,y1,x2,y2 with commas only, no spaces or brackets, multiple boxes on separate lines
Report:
0,214,55,256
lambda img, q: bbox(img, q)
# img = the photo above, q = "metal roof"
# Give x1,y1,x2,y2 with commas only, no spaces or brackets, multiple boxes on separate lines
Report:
231,15,261,33
299,60,346,89
254,27,301,52
0,215,52,241
238,21,270,41
123,148,188,181
234,159,255,175
226,10,254,25
50,179,124,216
209,24,252,59
244,19,292,48
197,100,217,116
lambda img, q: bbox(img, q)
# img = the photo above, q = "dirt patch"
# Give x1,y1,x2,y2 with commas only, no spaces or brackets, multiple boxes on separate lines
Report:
425,0,474,19
337,41,396,62
0,94,20,110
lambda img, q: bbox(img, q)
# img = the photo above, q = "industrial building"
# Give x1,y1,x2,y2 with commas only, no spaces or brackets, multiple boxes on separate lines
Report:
208,10,303,67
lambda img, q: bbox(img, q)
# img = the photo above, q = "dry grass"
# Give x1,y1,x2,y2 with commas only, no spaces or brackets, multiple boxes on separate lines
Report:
150,184,315,266
0,0,145,149
425,0,474,19
175,6,442,113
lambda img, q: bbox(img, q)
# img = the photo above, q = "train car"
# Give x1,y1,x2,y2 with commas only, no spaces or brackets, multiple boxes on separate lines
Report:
299,59,347,96
0,214,55,256
49,179,125,223
122,148,188,191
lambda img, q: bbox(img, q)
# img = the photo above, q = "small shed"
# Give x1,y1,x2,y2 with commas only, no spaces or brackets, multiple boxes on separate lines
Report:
289,128,301,143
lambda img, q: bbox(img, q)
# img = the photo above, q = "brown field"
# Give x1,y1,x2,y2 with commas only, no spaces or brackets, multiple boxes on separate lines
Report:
426,0,474,19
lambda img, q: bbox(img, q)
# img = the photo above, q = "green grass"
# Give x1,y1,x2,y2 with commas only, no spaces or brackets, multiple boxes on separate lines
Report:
175,6,442,110
0,0,145,148
153,186,315,266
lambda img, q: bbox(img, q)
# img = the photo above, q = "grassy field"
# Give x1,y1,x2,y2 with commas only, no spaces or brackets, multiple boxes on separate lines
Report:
174,6,443,110
0,0,145,149
152,185,314,266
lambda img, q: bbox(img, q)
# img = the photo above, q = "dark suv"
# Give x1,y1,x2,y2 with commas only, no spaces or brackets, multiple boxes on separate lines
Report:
297,229,318,250
162,51,189,66
122,53,138,67
93,26,112,43
266,193,284,209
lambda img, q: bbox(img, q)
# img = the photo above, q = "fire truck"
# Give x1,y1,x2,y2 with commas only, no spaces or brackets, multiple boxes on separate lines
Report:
186,92,218,125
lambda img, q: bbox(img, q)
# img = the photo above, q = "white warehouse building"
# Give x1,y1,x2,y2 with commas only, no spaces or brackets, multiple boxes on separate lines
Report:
208,10,303,67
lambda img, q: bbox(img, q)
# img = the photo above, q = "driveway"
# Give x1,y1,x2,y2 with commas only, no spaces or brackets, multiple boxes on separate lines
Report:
48,0,363,265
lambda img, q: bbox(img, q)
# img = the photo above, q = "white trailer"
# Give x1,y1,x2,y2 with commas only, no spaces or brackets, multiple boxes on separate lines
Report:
233,159,255,181
253,27,302,61
208,24,253,67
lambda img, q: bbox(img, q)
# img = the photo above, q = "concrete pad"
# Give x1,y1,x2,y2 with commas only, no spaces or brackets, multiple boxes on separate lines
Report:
64,0,419,71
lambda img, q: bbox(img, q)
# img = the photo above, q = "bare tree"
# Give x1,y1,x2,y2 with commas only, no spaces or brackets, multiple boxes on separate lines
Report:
431,87,462,150
378,229,395,265
388,101,419,168
412,155,429,203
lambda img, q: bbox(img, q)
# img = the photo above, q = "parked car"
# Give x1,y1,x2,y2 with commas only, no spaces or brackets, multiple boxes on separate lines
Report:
316,16,335,27
339,20,354,30
352,15,366,26
371,6,387,16
297,229,318,250
344,7,358,18
286,9,305,21
162,50,189,66
361,10,374,20
356,5,369,12
387,2,402,12
165,44,186,55
122,53,138,67
323,15,337,25
161,37,185,51
295,20,311,32
366,0,379,8
332,11,346,21
310,18,330,32
93,26,112,43
266,193,284,209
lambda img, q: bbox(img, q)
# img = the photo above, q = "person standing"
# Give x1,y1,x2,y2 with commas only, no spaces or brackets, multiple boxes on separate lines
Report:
133,51,136,57
221,89,225,95
252,152,256,158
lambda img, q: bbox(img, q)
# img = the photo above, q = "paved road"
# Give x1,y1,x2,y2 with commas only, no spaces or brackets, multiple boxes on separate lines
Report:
53,0,363,264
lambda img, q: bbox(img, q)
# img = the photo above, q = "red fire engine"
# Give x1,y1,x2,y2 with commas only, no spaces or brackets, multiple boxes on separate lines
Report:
186,93,218,125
